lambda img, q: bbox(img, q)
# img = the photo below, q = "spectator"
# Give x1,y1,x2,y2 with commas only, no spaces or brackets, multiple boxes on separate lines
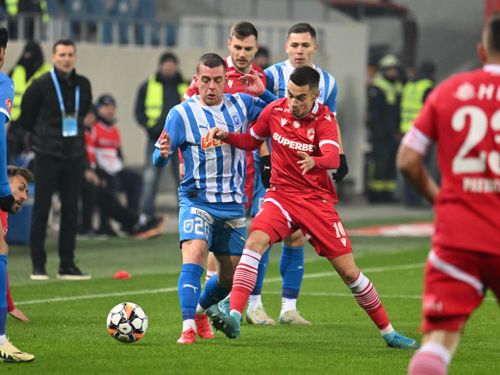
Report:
399,60,437,207
254,46,270,69
366,54,403,203
19,38,93,281
134,52,187,217
89,94,143,236
7,40,51,164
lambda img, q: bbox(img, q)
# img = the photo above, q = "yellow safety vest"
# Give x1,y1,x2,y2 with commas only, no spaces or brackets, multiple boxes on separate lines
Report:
400,79,434,133
6,0,18,16
10,63,52,121
144,76,188,128
372,75,402,106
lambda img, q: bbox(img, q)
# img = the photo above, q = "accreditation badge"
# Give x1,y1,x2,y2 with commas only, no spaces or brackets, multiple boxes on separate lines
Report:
62,114,78,137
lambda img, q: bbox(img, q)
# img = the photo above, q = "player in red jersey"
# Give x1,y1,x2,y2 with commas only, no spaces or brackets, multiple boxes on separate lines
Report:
0,166,34,362
184,21,275,325
399,14,500,375
206,66,418,349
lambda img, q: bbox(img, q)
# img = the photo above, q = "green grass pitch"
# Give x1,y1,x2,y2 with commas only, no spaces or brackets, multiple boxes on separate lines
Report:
4,226,499,374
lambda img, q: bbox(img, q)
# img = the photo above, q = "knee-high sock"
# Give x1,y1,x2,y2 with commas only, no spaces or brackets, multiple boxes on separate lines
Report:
0,255,7,337
408,342,451,375
178,263,203,321
198,275,230,311
230,249,262,314
251,247,270,296
348,272,390,330
280,244,304,300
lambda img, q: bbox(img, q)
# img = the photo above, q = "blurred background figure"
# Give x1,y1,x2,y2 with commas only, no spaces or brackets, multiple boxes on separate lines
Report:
7,40,51,165
254,46,270,69
399,60,437,207
134,51,187,217
366,54,403,203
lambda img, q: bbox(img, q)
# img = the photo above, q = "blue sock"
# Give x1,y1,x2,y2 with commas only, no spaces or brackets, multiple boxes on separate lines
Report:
178,263,203,321
198,275,230,310
280,244,304,299
0,255,7,336
251,246,271,295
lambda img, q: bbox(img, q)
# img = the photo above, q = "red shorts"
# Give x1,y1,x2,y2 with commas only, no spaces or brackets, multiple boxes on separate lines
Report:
421,245,500,333
250,190,352,259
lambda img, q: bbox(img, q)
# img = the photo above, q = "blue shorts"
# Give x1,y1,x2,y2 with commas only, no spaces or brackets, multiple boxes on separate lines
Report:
178,196,246,256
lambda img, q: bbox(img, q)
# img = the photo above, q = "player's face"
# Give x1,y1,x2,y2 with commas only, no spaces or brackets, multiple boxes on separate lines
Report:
285,32,318,68
195,64,226,106
227,35,258,73
287,81,319,118
9,175,28,214
52,44,76,74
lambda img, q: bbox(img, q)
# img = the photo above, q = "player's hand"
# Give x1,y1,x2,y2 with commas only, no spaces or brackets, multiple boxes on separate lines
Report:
179,162,185,180
260,155,271,188
0,195,16,214
9,307,29,322
159,132,172,158
239,71,265,96
331,154,348,183
297,151,315,174
209,127,228,141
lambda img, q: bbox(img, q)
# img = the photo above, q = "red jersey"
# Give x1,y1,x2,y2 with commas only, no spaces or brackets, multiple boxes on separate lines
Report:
86,121,123,175
242,99,340,199
412,65,500,255
184,57,267,97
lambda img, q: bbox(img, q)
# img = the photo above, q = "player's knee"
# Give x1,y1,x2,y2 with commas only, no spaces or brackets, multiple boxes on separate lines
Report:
245,230,270,254
339,269,359,285
284,230,305,247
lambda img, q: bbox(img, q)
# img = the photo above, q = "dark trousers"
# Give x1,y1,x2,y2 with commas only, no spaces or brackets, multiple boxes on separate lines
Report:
31,154,85,269
366,138,398,203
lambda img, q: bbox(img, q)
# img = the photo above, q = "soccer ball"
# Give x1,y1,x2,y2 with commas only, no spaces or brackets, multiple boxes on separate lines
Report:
106,302,148,343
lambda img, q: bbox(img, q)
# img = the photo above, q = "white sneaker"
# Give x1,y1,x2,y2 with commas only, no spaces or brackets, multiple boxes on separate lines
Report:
246,306,275,325
0,340,35,362
278,310,311,325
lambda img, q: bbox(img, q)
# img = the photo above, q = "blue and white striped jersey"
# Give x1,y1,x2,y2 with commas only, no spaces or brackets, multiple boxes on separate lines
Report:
265,59,338,113
154,93,266,204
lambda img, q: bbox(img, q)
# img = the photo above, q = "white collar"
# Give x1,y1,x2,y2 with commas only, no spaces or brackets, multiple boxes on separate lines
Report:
483,64,500,73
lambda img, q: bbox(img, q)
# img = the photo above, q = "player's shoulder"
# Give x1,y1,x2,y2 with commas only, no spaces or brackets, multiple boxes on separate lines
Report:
0,72,13,89
316,103,335,122
265,60,287,73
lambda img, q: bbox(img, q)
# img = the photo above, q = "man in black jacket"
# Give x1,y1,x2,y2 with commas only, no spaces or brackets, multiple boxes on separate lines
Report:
134,52,186,217
19,39,92,280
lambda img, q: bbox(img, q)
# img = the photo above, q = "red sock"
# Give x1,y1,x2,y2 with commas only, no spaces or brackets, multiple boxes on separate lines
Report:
408,343,450,375
348,273,390,330
230,249,261,314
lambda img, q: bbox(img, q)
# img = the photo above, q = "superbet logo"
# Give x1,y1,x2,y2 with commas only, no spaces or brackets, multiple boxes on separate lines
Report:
201,132,225,149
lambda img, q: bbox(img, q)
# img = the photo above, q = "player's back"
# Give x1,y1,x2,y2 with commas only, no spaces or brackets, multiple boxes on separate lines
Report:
414,66,500,254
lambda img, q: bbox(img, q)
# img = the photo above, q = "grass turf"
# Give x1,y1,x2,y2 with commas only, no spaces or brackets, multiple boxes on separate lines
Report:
4,229,499,374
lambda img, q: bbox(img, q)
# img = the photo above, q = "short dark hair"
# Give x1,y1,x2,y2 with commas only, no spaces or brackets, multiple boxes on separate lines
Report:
230,21,258,40
289,66,320,91
52,39,76,53
7,166,34,183
159,51,178,65
486,12,500,54
196,53,226,73
288,23,316,40
0,27,8,49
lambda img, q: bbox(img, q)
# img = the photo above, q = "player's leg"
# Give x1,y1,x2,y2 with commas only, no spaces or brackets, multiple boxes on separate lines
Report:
279,230,309,325
246,248,275,325
408,331,459,375
329,252,418,348
176,239,206,344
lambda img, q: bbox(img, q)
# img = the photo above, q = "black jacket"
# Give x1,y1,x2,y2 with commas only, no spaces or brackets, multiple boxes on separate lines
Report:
19,68,92,160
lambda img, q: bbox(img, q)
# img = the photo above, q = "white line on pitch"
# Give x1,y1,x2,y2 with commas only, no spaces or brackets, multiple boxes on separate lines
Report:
16,262,425,306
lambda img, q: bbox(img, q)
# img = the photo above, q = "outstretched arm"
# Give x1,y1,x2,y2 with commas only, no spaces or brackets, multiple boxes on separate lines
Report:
210,128,263,151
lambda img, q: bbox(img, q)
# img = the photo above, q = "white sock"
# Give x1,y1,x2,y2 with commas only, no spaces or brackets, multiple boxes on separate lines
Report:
248,294,263,310
182,319,196,333
280,297,297,314
0,335,6,345
380,323,394,336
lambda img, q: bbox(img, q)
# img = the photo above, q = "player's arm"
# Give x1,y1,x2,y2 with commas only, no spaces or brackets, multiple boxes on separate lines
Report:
152,109,185,167
325,83,348,182
397,127,439,205
210,127,263,151
0,113,14,212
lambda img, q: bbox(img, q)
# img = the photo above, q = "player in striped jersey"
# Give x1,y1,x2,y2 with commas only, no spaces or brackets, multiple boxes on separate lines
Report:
252,23,348,325
153,53,268,344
